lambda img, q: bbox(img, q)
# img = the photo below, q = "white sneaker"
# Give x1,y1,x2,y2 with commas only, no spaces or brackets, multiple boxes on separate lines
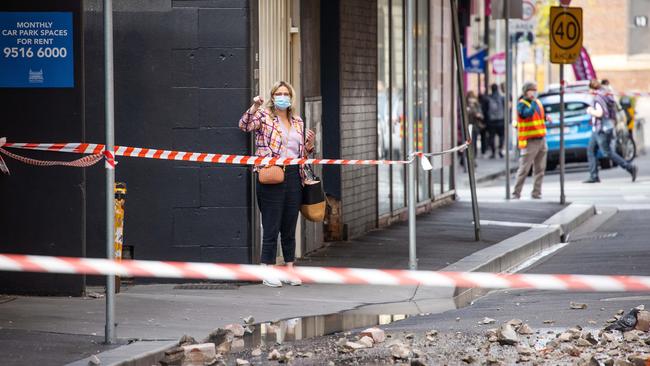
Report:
260,264,282,287
283,278,302,286
262,278,282,287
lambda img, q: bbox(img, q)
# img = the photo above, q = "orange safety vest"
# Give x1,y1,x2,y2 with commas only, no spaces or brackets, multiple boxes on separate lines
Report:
517,98,546,149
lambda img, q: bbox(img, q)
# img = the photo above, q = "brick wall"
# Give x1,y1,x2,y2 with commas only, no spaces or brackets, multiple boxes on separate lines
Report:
571,0,628,56
339,0,378,239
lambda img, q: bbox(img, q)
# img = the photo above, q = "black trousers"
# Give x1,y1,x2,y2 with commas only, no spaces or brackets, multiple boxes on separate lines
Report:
257,166,302,264
487,124,505,154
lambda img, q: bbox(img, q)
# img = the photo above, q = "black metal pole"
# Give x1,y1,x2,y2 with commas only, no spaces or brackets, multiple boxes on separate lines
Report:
451,0,481,241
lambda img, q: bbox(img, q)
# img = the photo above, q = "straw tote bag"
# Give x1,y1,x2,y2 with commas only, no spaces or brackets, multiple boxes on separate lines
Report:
300,165,326,222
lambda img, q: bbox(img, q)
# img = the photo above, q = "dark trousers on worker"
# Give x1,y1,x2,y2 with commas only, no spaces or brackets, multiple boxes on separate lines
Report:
487,122,505,156
257,166,302,264
587,130,632,180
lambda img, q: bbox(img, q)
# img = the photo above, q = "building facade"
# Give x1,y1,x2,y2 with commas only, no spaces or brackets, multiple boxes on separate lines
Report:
0,0,460,295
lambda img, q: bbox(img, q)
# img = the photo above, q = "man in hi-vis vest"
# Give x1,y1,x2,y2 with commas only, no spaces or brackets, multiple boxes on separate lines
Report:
512,82,551,199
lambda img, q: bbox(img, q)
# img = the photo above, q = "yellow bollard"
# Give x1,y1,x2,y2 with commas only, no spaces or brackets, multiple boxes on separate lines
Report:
114,182,126,292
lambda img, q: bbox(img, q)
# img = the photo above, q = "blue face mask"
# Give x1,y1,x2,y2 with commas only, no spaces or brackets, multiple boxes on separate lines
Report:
274,95,291,110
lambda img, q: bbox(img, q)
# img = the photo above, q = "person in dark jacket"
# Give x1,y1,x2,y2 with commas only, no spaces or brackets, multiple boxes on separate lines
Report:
583,79,638,183
485,84,505,158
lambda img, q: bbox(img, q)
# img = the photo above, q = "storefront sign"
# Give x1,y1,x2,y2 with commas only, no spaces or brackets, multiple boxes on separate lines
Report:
0,12,74,88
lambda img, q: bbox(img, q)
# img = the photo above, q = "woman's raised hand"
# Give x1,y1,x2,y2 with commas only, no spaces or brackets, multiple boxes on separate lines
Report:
251,95,264,112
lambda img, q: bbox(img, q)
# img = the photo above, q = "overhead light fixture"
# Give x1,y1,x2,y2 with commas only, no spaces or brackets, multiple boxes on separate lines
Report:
634,15,648,28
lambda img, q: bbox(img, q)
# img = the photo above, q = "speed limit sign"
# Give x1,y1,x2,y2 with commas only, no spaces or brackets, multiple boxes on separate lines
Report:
549,6,583,64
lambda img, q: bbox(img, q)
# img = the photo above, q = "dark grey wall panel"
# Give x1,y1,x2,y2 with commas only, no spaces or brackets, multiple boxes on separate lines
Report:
198,48,249,88
0,0,85,296
199,88,249,127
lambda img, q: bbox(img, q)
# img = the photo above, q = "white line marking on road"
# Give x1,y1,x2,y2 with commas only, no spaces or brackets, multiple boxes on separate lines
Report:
479,220,558,229
507,243,569,274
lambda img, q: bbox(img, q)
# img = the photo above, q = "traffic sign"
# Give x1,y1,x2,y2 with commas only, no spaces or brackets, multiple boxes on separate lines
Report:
550,6,583,64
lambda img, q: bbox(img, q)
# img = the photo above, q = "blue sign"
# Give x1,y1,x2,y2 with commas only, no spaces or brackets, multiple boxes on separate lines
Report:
464,48,487,74
0,12,74,88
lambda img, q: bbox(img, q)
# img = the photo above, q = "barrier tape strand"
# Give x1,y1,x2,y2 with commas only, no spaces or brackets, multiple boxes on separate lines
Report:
0,253,648,292
0,139,469,170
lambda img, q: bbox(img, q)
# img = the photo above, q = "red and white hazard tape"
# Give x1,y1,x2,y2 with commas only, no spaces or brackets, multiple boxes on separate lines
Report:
0,253,648,292
1,140,468,168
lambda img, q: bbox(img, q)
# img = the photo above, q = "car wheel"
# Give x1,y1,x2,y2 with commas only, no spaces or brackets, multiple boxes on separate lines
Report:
623,138,636,162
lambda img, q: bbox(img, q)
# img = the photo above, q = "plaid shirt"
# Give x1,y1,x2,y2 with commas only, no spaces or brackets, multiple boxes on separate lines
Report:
239,108,312,182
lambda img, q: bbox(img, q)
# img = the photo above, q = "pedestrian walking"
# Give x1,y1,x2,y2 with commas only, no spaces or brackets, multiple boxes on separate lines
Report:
466,91,484,159
583,79,638,183
486,84,505,159
239,81,316,287
512,82,549,199
478,93,490,157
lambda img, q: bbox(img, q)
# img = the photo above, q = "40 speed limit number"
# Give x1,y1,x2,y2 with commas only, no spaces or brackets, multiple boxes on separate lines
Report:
3,47,68,59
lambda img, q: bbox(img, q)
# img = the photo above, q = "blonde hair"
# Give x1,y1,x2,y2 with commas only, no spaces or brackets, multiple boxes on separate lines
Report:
265,81,297,118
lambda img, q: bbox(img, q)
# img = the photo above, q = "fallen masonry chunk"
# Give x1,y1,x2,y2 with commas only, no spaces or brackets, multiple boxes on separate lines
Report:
488,335,498,342
564,346,582,357
235,359,250,366
517,324,534,335
224,324,245,337
267,349,282,361
623,331,640,342
507,319,523,327
516,345,534,356
182,343,217,366
390,343,412,360
480,317,497,325
242,315,255,325
251,348,262,357
635,311,650,332
558,332,573,342
344,341,367,351
336,337,348,347
497,324,519,345
360,327,386,343
583,333,598,345
577,338,593,347
178,335,197,346
88,355,101,365
571,302,589,310
203,328,234,354
358,336,374,348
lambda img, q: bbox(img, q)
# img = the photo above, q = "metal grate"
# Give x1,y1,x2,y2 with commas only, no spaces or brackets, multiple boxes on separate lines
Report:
569,232,618,242
173,283,243,290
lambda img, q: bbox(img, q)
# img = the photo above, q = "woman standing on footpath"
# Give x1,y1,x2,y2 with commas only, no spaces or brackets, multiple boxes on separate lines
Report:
238,81,315,287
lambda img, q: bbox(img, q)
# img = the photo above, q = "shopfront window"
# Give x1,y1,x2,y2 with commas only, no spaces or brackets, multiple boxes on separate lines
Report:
378,0,391,215
378,0,434,216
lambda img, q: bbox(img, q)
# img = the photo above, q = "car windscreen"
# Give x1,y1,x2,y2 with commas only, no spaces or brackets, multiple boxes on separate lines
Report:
542,101,590,121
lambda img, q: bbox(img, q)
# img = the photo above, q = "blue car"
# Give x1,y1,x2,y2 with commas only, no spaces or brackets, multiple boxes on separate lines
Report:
538,92,593,171
537,91,633,171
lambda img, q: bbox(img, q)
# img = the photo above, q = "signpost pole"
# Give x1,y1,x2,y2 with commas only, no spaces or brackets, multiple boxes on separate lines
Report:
504,0,511,200
560,64,566,204
550,3,581,205
104,0,116,345
452,0,481,241
406,0,417,270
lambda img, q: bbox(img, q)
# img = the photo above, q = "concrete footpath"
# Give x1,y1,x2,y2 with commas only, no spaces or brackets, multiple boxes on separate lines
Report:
0,200,594,365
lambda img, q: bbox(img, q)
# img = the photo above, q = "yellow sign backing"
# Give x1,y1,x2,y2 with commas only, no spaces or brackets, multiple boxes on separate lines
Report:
550,6,583,64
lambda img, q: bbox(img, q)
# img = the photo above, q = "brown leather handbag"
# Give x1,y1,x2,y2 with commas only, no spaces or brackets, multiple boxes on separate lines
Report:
258,165,285,184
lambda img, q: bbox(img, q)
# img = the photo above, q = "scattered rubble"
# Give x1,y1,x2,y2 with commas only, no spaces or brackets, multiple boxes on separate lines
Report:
480,317,496,325
267,349,282,361
571,302,589,310
181,343,217,366
235,359,249,366
389,342,412,360
357,336,374,348
497,324,519,345
360,327,386,343
224,324,245,337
